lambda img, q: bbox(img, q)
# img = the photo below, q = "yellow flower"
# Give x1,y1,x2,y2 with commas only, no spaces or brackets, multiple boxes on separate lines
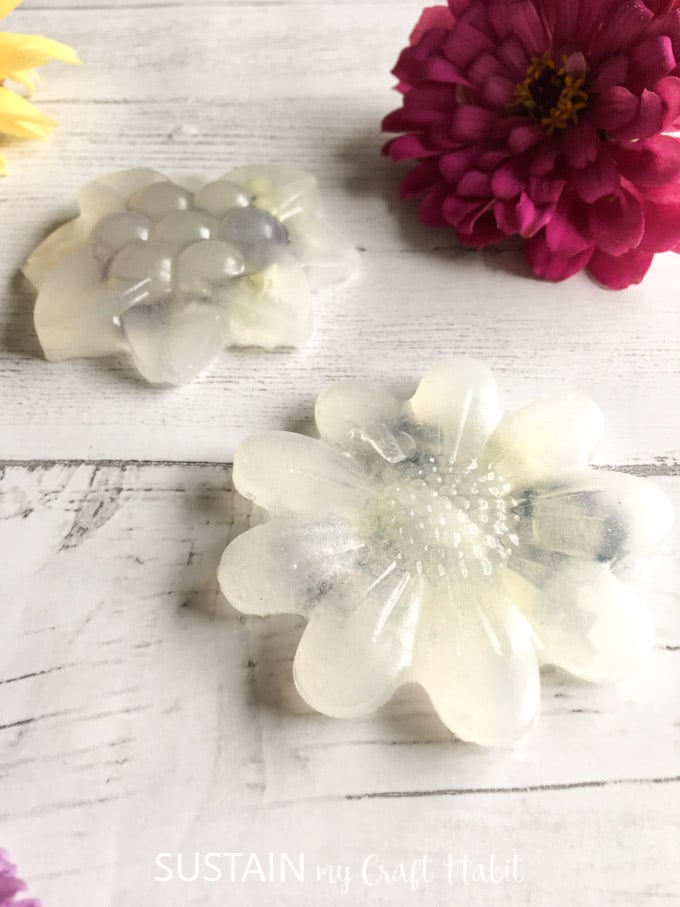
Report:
0,0,79,174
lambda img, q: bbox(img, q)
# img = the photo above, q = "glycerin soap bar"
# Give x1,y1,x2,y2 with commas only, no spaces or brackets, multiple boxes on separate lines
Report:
219,358,673,747
25,165,358,385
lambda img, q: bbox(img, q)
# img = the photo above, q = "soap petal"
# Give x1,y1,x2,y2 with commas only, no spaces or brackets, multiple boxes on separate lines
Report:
407,357,502,463
315,379,405,445
517,469,673,565
23,217,90,289
78,169,167,224
286,211,360,289
484,392,604,486
234,431,374,518
218,515,365,617
505,557,654,682
33,246,127,360
223,164,321,220
414,578,540,747
293,566,424,717
121,296,229,385
222,253,313,349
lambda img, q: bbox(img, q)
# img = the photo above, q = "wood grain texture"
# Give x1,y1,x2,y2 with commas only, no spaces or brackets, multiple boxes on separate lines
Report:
0,464,678,906
1,1,679,905
1,1,679,461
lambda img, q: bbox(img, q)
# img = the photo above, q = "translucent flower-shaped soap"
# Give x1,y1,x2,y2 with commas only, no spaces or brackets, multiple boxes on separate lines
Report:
24,165,358,385
219,359,673,747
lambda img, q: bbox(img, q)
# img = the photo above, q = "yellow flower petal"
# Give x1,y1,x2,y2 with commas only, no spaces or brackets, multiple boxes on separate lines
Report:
6,67,38,95
0,116,53,138
0,0,23,23
0,152,7,175
0,32,80,78
0,84,56,138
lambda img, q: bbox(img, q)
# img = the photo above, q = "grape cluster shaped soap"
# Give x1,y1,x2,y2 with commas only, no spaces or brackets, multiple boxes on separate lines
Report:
219,358,674,747
25,165,358,384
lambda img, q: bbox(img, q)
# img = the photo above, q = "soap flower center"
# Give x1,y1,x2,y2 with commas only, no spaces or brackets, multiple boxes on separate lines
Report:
510,51,589,134
367,455,521,583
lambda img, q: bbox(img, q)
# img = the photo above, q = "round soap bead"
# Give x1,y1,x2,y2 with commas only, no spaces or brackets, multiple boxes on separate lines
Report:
91,212,152,268
153,211,218,248
128,181,192,220
216,206,288,273
177,239,245,296
109,241,175,302
193,180,250,217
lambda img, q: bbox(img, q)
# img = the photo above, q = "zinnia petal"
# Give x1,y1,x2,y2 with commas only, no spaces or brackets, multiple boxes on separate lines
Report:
545,193,592,256
516,191,554,236
497,35,531,78
614,89,664,141
491,159,526,199
628,34,677,88
449,105,497,141
382,132,437,161
409,5,455,45
524,232,594,280
596,2,654,57
0,845,48,906
419,184,450,226
588,246,655,288
563,121,599,168
443,20,495,70
488,0,549,56
656,74,680,127
638,193,680,251
570,145,620,203
586,186,644,255
456,217,509,247
613,134,680,185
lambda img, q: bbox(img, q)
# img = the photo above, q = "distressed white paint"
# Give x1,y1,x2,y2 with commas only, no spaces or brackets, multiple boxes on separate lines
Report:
1,2,680,462
0,0,679,905
0,464,678,905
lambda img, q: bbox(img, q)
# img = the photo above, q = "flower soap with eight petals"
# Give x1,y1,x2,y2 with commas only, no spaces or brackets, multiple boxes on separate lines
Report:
25,165,358,384
219,359,673,746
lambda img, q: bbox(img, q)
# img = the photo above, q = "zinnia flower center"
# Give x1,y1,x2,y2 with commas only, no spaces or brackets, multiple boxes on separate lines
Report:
367,456,521,583
510,52,589,133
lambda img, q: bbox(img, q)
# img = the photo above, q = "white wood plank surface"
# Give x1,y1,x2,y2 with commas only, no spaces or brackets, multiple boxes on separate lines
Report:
1,464,678,906
1,1,679,462
1,1,679,905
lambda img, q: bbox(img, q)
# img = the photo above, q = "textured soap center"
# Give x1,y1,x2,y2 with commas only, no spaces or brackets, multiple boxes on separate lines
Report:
371,456,520,582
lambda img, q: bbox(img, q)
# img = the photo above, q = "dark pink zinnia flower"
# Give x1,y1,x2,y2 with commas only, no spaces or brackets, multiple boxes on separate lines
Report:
0,851,42,907
382,0,680,288
645,1,680,14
